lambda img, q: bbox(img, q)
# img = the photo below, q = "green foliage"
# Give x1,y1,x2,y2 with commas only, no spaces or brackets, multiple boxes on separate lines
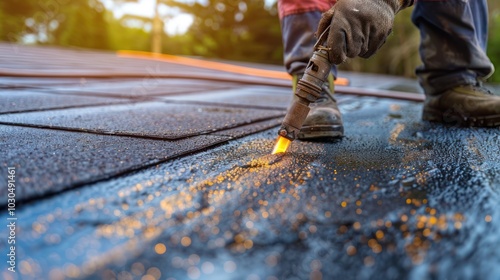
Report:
338,8,420,78
1,0,499,84
53,1,110,49
105,12,151,51
166,0,283,64
487,10,500,83
0,0,38,42
0,0,109,49
341,1,500,83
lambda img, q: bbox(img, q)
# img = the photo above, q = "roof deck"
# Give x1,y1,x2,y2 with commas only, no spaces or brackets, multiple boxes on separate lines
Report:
1,43,499,280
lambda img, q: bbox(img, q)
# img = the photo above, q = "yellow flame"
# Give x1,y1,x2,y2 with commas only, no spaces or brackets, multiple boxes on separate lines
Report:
272,136,291,154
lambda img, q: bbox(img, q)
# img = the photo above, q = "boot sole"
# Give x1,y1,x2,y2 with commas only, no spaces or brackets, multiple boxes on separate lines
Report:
423,108,500,127
298,125,344,140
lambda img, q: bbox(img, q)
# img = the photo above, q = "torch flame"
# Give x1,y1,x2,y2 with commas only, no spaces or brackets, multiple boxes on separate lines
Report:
272,136,291,154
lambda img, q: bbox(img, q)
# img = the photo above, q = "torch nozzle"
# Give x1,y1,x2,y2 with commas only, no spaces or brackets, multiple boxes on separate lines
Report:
272,48,332,154
272,136,292,154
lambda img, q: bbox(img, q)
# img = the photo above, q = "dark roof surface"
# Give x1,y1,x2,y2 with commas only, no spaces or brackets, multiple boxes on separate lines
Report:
1,43,499,280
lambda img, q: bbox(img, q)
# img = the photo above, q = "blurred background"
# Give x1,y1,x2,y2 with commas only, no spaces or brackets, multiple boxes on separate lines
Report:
1,0,499,83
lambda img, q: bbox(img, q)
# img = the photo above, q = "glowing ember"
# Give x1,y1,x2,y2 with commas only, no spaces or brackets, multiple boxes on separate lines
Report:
272,136,291,154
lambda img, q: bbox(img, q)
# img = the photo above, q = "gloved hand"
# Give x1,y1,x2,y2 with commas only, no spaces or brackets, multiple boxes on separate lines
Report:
317,0,413,64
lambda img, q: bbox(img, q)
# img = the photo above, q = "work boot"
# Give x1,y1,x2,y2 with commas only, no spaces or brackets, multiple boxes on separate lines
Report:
292,73,344,139
422,84,500,127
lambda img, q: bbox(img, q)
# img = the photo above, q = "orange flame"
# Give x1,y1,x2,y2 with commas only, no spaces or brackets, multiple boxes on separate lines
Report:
272,136,291,154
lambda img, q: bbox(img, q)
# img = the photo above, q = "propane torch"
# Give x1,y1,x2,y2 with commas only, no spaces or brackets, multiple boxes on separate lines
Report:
272,27,333,154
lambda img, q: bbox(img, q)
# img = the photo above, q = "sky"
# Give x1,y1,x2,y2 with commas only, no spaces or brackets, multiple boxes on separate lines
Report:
101,0,277,35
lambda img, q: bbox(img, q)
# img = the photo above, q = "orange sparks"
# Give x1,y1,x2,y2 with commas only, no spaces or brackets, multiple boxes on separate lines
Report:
272,136,291,154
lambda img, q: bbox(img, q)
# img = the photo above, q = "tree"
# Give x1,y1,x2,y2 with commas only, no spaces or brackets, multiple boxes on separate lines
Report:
0,0,38,42
52,0,110,49
338,7,421,78
0,0,109,49
165,0,283,64
339,2,500,83
487,11,500,83
106,11,151,51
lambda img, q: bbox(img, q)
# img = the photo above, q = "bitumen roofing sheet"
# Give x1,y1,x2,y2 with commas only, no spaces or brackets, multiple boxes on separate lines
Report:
1,43,499,280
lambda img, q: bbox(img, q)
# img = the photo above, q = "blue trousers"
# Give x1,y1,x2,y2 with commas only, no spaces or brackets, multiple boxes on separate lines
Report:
281,11,338,78
281,0,494,94
411,0,494,95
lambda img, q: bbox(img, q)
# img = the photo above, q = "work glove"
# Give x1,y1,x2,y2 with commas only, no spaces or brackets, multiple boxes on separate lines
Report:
317,0,414,64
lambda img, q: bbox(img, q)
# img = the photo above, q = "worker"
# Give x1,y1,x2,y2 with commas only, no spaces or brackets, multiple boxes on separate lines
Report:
278,0,500,140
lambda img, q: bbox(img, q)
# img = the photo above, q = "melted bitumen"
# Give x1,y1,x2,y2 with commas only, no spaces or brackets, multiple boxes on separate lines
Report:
2,98,500,280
